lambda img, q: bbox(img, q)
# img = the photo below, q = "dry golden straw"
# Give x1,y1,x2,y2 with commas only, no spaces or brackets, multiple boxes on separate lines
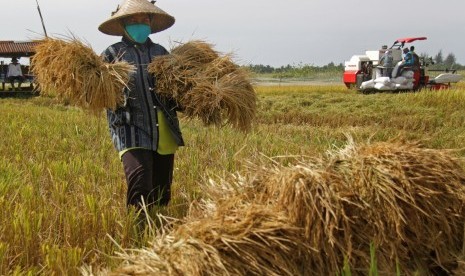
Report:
109,207,309,276
247,140,465,275
101,140,465,275
148,40,256,132
31,37,134,112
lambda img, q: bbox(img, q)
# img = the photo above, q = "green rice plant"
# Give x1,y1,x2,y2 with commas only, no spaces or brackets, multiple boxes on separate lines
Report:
0,242,8,273
369,242,378,276
396,258,401,276
340,256,352,276
42,245,84,275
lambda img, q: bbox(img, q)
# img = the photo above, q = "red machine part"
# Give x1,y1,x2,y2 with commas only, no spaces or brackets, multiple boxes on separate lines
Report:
413,71,420,89
430,83,451,90
343,70,359,88
395,37,427,44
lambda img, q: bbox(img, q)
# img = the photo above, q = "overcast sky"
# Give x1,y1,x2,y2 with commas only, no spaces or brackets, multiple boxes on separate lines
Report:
3,0,465,67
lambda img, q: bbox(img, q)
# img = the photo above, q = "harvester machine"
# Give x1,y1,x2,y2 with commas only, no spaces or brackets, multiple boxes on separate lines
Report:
343,37,462,92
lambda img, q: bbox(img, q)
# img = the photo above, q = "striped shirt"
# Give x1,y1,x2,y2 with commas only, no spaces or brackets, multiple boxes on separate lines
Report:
102,37,184,154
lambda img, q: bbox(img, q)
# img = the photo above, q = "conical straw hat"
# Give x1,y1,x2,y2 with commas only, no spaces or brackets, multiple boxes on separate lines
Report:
99,0,175,36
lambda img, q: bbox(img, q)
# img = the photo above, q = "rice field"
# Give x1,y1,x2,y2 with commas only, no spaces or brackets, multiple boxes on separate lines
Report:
1,82,465,275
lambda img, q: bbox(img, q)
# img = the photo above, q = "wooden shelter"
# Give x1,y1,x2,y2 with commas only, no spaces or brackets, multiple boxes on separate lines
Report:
0,40,39,57
0,40,39,93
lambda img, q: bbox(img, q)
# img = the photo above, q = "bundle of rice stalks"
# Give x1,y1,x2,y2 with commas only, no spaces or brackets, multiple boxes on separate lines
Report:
256,165,353,274
110,235,228,276
103,140,465,275
148,40,256,132
181,205,312,276
111,205,311,276
171,40,219,64
31,37,134,112
325,141,465,274
246,140,465,274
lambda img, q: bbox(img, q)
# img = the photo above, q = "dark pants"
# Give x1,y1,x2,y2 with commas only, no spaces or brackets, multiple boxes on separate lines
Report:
8,76,24,88
121,149,174,209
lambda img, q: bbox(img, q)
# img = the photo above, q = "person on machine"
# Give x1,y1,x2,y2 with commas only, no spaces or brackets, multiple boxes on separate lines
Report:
378,50,393,77
410,46,421,70
394,48,415,77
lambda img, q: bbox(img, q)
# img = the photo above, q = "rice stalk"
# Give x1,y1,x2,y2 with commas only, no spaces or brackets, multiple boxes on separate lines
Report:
110,235,228,276
250,140,465,274
148,40,256,132
31,37,134,112
190,197,318,275
104,140,465,275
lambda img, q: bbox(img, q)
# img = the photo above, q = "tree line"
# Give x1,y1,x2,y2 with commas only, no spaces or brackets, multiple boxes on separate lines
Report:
421,50,465,70
246,62,343,78
247,50,464,77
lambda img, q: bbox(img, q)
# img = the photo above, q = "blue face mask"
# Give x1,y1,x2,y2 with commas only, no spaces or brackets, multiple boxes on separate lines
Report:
125,24,151,44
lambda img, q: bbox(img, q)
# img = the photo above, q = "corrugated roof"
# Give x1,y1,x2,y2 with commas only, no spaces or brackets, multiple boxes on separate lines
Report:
0,41,40,57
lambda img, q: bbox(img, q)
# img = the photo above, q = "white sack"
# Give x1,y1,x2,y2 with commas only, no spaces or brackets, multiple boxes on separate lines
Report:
374,82,393,91
392,77,407,85
395,83,414,90
360,80,375,90
374,77,391,85
401,70,415,79
391,61,403,78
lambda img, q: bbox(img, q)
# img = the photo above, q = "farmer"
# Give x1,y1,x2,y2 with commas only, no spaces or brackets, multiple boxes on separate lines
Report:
98,0,184,218
7,57,25,90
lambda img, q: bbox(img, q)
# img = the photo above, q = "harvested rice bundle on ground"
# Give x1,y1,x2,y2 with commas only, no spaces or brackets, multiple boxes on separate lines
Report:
206,159,357,275
148,40,256,132
31,37,134,111
104,140,465,275
256,165,352,275
110,235,228,276
255,158,407,275
179,205,311,276
250,141,465,274
326,141,465,274
204,140,465,274
112,204,311,276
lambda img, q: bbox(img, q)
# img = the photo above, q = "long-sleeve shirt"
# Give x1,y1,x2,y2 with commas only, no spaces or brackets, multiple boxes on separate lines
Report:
7,63,22,77
102,37,184,155
403,52,414,66
379,53,393,67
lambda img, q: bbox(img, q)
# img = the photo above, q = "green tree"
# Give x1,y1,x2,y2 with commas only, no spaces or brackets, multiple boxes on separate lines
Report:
434,50,443,65
444,53,456,68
